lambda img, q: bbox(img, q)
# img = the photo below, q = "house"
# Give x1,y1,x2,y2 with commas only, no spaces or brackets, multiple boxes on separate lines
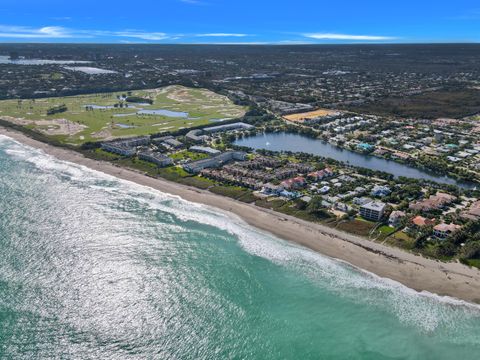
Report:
353,197,372,206
262,183,284,196
337,175,355,183
360,201,386,221
389,211,406,227
279,190,300,199
412,216,435,227
357,143,374,152
409,192,457,212
371,185,391,197
461,201,480,221
335,202,351,212
307,168,334,181
318,186,330,194
281,177,306,190
433,223,461,239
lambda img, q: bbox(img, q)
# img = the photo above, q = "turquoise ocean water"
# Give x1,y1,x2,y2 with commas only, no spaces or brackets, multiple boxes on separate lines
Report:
1,134,480,359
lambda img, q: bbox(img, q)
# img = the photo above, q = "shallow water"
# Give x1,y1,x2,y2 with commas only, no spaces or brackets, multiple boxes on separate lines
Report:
1,135,479,359
0,56,90,65
137,109,189,117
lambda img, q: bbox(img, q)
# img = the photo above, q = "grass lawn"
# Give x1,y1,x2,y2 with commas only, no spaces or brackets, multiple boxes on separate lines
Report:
0,85,246,145
169,150,210,162
157,166,191,181
379,225,395,235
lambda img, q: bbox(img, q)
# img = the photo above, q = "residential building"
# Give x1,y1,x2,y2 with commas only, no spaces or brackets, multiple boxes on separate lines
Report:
138,151,173,167
162,138,183,149
203,122,254,134
189,146,221,155
307,167,334,181
360,201,386,221
412,216,436,227
183,151,246,173
101,136,150,156
371,185,391,197
101,143,136,156
433,223,461,239
186,129,207,143
389,211,406,227
281,177,306,190
461,201,480,221
409,192,457,212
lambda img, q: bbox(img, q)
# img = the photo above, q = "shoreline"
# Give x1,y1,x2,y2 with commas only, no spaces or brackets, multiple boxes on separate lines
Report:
2,126,480,304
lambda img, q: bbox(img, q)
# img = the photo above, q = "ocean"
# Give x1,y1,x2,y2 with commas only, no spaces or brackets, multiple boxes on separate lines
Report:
1,134,479,359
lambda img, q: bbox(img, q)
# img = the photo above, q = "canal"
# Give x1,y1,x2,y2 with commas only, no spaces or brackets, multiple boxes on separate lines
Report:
234,132,476,189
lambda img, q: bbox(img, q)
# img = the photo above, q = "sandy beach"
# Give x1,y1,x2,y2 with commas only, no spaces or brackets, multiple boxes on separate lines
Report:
2,126,480,304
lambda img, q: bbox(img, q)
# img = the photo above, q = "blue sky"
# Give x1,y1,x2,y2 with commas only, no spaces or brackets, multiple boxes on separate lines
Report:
0,0,478,43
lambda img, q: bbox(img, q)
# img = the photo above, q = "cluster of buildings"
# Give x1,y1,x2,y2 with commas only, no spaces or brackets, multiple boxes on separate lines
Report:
409,192,457,212
101,136,150,156
200,158,314,192
186,122,254,143
100,122,256,170
183,151,247,174
290,113,480,183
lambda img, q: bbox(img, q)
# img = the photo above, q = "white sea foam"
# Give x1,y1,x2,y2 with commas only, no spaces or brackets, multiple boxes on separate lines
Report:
2,134,480,335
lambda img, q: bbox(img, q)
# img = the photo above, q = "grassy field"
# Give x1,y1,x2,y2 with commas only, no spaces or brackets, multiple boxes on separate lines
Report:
0,85,246,145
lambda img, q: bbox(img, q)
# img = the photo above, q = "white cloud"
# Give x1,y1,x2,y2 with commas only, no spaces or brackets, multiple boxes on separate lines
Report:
113,31,170,41
304,33,397,41
50,17,72,21
195,33,249,37
0,25,72,38
179,0,207,4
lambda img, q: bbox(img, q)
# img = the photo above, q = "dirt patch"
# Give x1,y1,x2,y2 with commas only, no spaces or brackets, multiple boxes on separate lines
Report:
284,109,339,122
35,119,87,136
91,129,112,139
1,116,86,136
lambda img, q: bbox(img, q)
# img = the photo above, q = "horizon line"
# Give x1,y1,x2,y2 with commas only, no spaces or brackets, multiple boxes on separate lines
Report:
0,41,479,46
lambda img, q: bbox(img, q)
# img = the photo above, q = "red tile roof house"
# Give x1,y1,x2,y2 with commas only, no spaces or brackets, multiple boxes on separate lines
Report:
307,168,334,181
412,216,436,227
409,192,457,212
433,223,462,239
461,201,480,221
281,176,306,190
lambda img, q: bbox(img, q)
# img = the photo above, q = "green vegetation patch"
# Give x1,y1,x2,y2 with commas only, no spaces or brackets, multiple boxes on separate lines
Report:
349,89,480,119
337,219,376,237
0,85,246,145
169,150,210,162
179,176,215,189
